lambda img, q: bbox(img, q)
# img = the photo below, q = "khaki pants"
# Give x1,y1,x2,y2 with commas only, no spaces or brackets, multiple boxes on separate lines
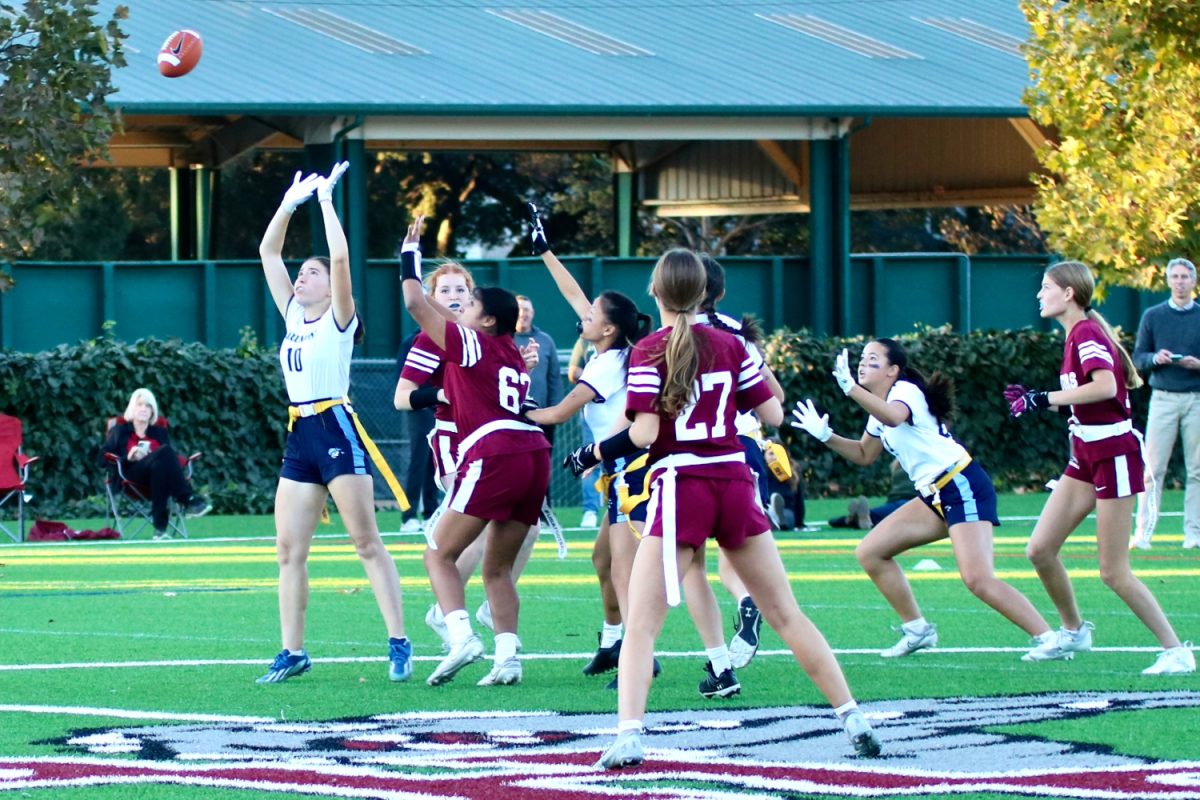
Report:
1136,389,1200,540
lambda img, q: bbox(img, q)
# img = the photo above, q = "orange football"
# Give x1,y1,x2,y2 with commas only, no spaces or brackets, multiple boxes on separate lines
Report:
157,29,202,78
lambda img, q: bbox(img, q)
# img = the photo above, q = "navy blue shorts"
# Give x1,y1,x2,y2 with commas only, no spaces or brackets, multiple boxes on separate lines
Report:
738,435,769,507
919,461,1000,527
281,405,372,486
606,457,651,527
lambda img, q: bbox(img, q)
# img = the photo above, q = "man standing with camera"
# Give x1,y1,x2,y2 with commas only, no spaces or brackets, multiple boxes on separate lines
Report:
1133,257,1200,550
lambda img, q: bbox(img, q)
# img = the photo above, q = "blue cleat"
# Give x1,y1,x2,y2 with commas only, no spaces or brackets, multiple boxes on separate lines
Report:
256,649,311,684
388,637,413,682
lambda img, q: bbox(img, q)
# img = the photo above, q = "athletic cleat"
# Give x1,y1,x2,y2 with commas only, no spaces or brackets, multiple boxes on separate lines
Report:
880,623,938,658
475,600,494,632
1130,533,1152,551
400,518,423,534
583,635,621,676
1184,533,1200,550
1022,621,1094,662
698,662,741,699
1142,642,1196,675
580,510,599,528
729,596,763,669
843,711,882,757
606,658,662,691
427,634,485,686
595,732,644,770
425,604,450,648
184,494,212,519
477,657,523,685
256,649,311,684
388,637,413,682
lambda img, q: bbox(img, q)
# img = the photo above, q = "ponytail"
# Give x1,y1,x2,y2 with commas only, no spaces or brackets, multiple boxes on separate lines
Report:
660,315,699,417
876,337,956,425
1087,309,1143,390
649,248,707,417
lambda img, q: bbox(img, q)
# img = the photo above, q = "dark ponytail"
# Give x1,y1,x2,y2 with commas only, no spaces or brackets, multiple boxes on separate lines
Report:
598,290,652,368
876,338,956,424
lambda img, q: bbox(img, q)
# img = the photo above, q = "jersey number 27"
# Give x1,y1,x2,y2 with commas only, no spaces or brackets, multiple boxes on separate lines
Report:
676,371,732,441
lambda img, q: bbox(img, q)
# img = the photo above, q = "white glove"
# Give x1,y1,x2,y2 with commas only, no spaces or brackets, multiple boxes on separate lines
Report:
832,348,856,395
316,160,350,203
790,399,833,442
281,171,321,213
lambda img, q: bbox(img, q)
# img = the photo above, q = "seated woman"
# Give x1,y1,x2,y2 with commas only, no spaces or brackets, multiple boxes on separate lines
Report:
102,387,209,539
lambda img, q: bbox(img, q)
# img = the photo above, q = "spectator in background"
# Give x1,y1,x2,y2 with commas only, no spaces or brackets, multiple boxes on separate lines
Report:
1132,257,1200,550
764,442,817,532
829,459,917,530
568,335,602,528
514,296,563,443
395,332,440,533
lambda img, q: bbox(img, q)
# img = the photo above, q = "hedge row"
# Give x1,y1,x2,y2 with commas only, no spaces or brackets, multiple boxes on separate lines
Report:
764,325,1153,498
1,325,1159,519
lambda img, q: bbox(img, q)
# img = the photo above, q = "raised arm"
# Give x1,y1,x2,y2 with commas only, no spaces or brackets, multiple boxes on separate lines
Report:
400,216,449,350
790,399,884,467
315,161,354,329
259,171,320,317
528,203,591,320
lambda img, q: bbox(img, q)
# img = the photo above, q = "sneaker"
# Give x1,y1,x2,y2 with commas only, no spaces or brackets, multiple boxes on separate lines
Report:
388,637,413,682
475,600,494,632
729,596,763,669
183,495,212,519
477,657,523,685
698,662,741,699
766,493,785,530
880,622,938,658
153,529,169,541
799,524,822,533
1130,532,1152,551
427,634,485,686
256,649,312,684
842,711,882,757
400,518,423,533
595,732,644,770
425,604,450,647
1184,533,1200,550
848,496,871,530
583,635,621,676
580,510,599,528
1021,621,1094,662
605,658,661,691
1142,643,1196,675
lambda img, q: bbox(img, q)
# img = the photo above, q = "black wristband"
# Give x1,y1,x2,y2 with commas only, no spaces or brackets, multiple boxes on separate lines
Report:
400,248,422,282
409,385,441,409
598,428,639,463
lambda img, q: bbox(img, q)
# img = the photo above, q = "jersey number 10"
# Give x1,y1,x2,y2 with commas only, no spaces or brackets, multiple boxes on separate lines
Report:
286,347,303,373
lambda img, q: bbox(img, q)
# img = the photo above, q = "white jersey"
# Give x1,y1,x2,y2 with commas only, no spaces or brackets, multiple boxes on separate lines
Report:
865,380,968,488
695,311,766,436
577,347,629,441
279,298,358,404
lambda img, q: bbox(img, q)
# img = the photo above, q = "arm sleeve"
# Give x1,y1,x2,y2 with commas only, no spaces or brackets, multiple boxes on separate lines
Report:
625,344,663,419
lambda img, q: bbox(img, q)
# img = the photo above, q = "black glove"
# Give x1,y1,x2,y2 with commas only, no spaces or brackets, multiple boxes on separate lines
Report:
563,444,601,477
519,397,540,423
528,202,550,255
1009,388,1050,418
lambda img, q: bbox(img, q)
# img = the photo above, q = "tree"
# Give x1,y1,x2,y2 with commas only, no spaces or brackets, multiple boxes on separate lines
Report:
1022,1,1200,289
0,1,126,287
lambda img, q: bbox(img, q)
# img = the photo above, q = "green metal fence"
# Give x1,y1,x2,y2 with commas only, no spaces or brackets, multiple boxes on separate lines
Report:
0,254,1167,356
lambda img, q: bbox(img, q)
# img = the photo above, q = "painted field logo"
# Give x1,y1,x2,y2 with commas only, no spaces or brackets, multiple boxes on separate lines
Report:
4,691,1200,798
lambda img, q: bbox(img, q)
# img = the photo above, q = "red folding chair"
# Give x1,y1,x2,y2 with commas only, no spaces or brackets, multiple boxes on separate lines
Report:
102,416,202,539
0,414,39,542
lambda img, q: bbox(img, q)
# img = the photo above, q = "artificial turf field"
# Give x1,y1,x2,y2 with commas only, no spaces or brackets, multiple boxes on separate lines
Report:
0,491,1197,800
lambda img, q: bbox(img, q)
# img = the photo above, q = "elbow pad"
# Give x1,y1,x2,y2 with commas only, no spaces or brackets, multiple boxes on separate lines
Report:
408,385,441,410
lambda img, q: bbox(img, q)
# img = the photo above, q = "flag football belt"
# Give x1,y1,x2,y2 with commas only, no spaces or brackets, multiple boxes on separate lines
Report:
762,440,793,481
1068,418,1132,442
594,452,651,514
917,455,973,500
286,398,410,512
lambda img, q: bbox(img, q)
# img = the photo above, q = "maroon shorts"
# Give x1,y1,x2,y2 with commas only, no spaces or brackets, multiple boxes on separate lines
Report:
644,469,769,550
1064,449,1145,500
449,449,550,525
427,422,459,489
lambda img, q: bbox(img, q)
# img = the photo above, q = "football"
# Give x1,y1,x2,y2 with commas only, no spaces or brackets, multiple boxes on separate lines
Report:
157,29,203,78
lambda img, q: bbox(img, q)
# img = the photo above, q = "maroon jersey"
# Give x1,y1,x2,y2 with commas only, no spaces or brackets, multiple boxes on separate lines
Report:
440,319,549,463
1061,318,1139,459
626,324,773,479
399,331,454,427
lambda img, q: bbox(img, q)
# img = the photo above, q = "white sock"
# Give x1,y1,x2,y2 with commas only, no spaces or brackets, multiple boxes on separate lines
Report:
706,645,732,674
288,648,307,657
834,700,858,721
494,632,520,663
618,719,643,735
430,604,445,624
901,617,929,634
444,609,472,644
601,622,624,648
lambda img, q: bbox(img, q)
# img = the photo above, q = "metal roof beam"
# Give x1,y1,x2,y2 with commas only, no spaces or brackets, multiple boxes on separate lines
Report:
362,116,850,142
185,117,302,167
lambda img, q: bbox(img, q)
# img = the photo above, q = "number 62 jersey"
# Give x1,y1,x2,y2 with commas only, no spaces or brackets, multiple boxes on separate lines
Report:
440,319,549,465
626,324,773,478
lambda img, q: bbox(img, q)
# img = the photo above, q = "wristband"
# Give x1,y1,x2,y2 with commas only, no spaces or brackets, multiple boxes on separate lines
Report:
408,385,441,410
598,428,640,463
400,242,422,282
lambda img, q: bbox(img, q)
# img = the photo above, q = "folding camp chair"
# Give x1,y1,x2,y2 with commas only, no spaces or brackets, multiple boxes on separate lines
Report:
103,416,202,539
0,414,39,542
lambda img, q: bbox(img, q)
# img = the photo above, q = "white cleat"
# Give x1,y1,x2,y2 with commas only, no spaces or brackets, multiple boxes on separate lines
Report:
880,623,938,658
477,657,522,686
842,711,882,757
475,600,494,632
1142,643,1196,675
1022,621,1094,662
426,634,485,686
1183,533,1200,550
595,732,644,770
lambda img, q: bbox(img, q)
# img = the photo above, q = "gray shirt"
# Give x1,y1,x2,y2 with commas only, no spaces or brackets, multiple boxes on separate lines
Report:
1133,301,1200,392
513,326,563,409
